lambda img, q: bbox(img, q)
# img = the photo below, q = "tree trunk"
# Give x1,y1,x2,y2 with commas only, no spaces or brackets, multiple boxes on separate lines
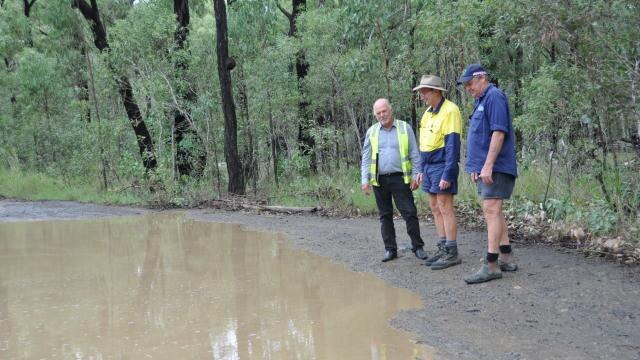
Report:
23,0,36,46
277,0,316,171
42,90,56,164
5,0,37,109
237,66,257,195
634,60,640,142
267,89,279,186
346,104,362,154
173,0,206,178
112,76,155,170
84,38,109,189
4,58,17,108
375,20,392,101
408,11,419,132
213,0,245,195
205,108,222,196
72,0,157,172
71,18,92,122
23,0,36,17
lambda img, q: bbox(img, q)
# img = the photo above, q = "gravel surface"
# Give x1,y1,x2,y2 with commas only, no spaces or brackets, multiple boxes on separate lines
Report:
2,199,639,360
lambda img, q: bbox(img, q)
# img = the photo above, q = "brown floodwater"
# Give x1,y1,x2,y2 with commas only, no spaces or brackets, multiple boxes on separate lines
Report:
0,214,433,359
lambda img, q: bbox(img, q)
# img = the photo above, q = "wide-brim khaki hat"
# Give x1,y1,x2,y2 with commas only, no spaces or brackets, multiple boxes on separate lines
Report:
412,75,447,92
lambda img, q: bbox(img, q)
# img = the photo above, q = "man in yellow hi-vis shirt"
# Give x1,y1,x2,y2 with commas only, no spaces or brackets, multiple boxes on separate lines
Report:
413,75,463,270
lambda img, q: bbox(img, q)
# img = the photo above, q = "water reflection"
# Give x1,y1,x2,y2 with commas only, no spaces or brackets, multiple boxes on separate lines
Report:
0,215,433,359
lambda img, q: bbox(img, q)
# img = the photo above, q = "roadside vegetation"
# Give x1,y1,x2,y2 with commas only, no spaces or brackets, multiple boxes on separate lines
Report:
1,162,638,264
0,1,638,263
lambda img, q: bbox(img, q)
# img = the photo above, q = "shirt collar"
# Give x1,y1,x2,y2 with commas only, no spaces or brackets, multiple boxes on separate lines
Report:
428,97,446,114
478,83,494,101
380,119,397,131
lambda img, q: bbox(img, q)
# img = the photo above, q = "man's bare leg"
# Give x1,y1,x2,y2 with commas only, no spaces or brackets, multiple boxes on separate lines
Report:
483,199,504,271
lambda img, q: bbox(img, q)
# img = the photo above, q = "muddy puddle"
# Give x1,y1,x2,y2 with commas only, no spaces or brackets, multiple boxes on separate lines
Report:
0,214,433,359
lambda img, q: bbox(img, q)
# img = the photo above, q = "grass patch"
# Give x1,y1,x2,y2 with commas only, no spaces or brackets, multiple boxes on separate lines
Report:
2,160,637,247
259,162,637,242
263,168,378,214
0,168,142,205
263,167,478,218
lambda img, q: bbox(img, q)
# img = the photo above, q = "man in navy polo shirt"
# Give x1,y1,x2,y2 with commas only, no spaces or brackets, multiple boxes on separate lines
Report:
457,64,518,284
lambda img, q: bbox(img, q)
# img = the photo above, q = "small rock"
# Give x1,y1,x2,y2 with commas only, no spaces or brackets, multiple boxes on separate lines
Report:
603,238,622,251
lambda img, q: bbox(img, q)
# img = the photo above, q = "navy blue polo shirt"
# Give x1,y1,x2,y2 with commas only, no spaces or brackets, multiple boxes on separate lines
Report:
464,84,517,177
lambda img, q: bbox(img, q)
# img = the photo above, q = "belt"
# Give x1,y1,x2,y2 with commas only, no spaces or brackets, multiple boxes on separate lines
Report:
379,172,403,177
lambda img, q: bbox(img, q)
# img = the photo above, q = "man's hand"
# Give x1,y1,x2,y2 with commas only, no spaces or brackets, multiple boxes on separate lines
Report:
479,131,503,185
471,173,479,183
479,164,494,185
439,179,450,190
361,183,372,195
410,173,423,191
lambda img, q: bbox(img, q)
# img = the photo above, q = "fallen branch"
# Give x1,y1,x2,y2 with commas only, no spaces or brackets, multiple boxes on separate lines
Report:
240,204,318,214
200,198,318,214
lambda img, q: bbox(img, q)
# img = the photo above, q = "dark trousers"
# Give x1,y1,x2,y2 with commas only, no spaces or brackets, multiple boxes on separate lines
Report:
373,174,424,252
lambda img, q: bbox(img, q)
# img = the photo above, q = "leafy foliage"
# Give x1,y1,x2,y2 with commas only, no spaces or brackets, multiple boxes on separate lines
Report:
0,0,638,237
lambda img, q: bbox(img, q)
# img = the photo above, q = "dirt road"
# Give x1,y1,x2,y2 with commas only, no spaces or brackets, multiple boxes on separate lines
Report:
1,200,639,359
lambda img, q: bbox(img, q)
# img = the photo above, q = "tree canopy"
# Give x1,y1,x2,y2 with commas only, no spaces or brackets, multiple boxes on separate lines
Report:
0,0,638,236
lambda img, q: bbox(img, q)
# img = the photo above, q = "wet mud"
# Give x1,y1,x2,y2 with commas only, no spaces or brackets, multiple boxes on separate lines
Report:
1,200,639,359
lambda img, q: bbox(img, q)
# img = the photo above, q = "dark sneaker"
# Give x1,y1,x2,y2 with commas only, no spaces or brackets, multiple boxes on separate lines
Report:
464,260,502,284
424,244,446,266
430,247,462,270
498,257,518,271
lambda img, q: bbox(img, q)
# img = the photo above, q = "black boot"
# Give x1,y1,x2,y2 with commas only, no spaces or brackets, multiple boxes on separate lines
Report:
430,247,462,270
424,243,446,266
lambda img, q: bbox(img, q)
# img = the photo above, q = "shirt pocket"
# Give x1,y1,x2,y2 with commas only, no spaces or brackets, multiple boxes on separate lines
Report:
423,119,444,150
469,108,485,134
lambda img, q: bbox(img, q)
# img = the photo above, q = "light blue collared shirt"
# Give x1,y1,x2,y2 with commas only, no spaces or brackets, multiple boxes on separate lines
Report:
361,119,421,184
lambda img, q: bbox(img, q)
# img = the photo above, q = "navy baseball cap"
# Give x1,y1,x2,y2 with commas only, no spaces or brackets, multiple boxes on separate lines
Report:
456,63,488,85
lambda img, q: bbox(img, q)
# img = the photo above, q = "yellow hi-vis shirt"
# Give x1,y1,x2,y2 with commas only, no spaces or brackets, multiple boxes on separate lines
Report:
419,99,462,153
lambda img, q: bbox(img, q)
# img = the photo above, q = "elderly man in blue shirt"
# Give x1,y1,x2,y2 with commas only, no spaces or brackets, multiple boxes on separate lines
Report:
457,64,518,284
361,98,427,262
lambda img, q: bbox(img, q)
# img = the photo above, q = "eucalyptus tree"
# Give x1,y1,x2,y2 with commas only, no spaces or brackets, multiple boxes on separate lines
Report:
172,0,206,178
228,1,309,189
277,0,317,171
1,0,39,111
1,1,76,172
72,0,157,172
225,0,298,185
299,0,422,168
0,0,637,225
22,0,37,17
213,0,244,195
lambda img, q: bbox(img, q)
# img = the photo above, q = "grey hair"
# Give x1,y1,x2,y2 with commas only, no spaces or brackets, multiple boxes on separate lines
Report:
372,98,392,115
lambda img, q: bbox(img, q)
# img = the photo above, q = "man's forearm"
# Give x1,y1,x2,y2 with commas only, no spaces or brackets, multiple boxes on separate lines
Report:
361,132,372,184
485,131,505,167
